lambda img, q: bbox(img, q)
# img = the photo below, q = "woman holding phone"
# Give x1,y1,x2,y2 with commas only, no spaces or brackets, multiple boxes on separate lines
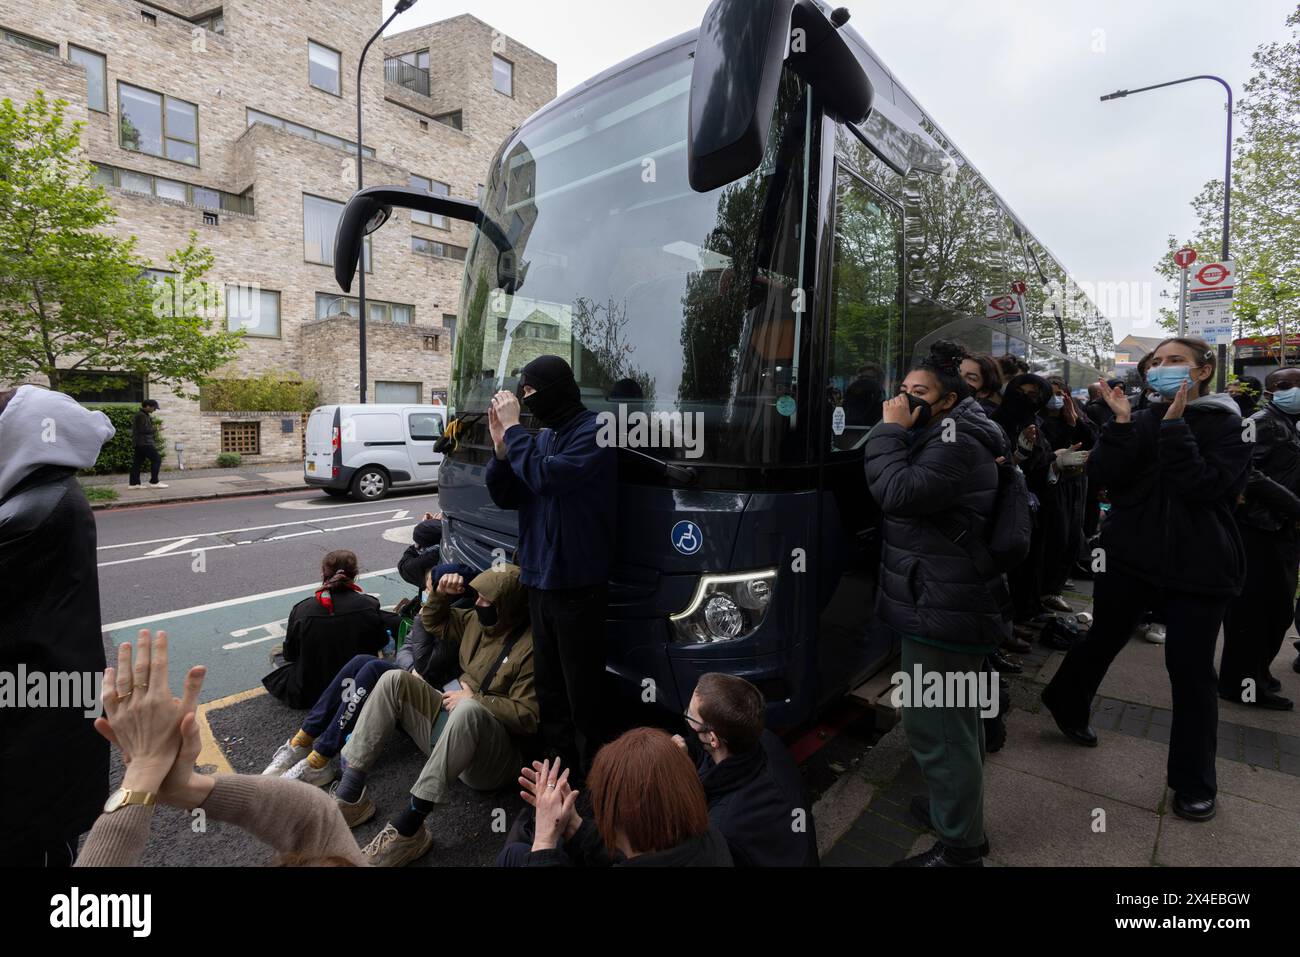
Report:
1042,338,1251,822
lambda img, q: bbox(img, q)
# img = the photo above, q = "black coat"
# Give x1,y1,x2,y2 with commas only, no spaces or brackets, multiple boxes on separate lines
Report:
1237,401,1300,533
694,730,818,867
865,398,1010,652
1084,399,1113,430
1088,393,1251,597
397,543,443,591
520,819,733,867
0,467,108,856
263,589,389,709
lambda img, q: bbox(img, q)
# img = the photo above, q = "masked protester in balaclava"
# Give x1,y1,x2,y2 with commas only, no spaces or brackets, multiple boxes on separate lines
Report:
0,387,115,867
486,355,617,782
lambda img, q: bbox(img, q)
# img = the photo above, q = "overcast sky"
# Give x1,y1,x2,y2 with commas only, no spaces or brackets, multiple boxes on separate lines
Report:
384,0,1296,342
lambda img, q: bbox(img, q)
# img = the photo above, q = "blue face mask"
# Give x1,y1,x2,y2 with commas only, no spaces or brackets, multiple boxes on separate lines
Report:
1147,366,1193,398
1047,396,1065,411
1271,388,1300,415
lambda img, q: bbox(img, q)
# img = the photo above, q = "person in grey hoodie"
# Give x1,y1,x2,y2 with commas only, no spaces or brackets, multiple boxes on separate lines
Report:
0,386,115,866
864,341,1010,868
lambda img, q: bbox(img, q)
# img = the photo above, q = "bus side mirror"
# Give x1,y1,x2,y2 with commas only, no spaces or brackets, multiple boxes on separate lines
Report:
687,0,872,194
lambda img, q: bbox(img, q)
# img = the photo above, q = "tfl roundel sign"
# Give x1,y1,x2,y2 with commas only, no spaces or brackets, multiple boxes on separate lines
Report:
1196,263,1231,288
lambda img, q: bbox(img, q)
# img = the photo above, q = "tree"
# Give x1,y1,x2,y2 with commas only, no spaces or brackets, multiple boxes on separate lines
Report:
0,90,244,397
1154,7,1300,352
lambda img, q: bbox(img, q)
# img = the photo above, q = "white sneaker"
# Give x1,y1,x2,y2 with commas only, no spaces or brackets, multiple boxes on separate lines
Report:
262,738,310,776
148,482,170,489
284,755,340,789
1142,624,1166,645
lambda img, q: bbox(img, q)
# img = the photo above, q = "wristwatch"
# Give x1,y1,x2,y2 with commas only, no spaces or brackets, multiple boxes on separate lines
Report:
103,788,157,814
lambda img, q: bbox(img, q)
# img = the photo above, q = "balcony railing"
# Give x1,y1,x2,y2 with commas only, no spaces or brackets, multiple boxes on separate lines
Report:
385,58,430,97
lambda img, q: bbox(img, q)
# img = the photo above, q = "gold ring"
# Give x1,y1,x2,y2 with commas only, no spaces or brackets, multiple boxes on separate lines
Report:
118,690,133,700
136,684,149,691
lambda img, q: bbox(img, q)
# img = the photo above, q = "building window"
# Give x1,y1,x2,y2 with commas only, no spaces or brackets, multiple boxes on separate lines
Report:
304,194,369,271
119,83,199,165
316,293,412,325
418,119,428,132
308,40,341,96
202,210,219,226
141,10,157,26
246,108,373,157
222,421,261,455
68,46,107,112
376,382,422,404
2,28,58,56
442,314,457,351
92,163,254,214
385,49,430,96
193,11,225,34
412,236,467,261
433,111,463,131
226,287,280,338
410,176,450,229
62,370,145,404
493,55,514,97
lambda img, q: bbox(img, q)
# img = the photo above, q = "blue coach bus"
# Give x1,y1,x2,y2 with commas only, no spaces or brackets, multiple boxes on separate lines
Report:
334,0,1108,729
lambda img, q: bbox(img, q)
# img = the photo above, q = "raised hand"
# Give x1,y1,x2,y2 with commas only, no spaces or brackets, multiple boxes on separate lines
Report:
1099,379,1132,423
1165,381,1190,421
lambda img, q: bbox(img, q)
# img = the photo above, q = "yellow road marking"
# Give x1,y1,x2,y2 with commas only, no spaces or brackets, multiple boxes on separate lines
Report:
196,688,267,774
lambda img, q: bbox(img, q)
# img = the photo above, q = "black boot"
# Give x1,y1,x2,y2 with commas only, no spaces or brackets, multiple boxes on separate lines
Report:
893,841,984,867
989,650,1022,675
1171,794,1216,823
1040,687,1098,747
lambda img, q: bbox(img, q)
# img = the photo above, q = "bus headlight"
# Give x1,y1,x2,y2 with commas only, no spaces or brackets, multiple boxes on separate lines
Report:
671,570,777,644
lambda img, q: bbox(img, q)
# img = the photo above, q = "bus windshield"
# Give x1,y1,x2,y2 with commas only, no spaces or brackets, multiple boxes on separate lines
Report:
452,43,814,467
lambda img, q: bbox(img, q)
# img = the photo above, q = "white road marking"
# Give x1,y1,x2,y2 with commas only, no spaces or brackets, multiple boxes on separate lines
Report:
383,525,417,546
101,568,400,632
144,537,198,557
98,508,410,551
223,619,288,651
276,494,438,512
97,544,237,569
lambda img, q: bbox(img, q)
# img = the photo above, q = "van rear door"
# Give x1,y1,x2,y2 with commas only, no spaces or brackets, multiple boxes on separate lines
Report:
305,409,339,481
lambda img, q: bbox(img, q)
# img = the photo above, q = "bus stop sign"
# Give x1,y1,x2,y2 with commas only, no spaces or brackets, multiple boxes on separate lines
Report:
1175,248,1198,269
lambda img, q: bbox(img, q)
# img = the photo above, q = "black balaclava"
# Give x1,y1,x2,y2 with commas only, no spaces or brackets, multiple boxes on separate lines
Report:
518,355,585,429
995,373,1052,435
412,520,442,550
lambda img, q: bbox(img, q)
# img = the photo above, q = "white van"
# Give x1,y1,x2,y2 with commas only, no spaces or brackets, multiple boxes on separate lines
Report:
304,404,447,501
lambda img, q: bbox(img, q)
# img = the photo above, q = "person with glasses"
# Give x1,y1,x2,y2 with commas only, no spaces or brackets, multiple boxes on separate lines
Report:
672,673,818,867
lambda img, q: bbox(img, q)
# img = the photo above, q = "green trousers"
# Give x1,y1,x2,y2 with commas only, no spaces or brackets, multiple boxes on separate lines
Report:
900,638,987,850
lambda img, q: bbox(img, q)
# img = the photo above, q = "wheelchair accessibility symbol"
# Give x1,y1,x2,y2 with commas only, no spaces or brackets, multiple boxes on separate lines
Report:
671,521,703,556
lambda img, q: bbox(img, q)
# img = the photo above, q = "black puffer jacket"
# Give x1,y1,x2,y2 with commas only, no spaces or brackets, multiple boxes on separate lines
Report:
1088,393,1251,597
0,467,108,858
1237,401,1300,533
865,397,1010,652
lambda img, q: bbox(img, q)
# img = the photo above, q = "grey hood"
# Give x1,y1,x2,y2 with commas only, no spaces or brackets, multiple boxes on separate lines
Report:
1188,392,1242,416
0,386,115,500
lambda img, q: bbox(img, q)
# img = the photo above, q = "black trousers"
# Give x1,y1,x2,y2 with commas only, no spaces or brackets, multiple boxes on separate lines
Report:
528,583,609,777
130,446,162,485
1221,525,1300,700
1045,571,1227,801
1008,506,1046,622
1041,477,1087,596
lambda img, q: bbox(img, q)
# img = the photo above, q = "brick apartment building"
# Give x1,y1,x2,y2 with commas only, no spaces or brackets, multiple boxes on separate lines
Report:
0,0,555,466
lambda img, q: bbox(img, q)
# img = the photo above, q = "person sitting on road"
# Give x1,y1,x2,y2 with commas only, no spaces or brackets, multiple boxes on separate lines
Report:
497,728,733,867
261,562,476,787
397,513,444,607
262,551,392,710
78,631,365,867
331,564,538,867
674,673,818,867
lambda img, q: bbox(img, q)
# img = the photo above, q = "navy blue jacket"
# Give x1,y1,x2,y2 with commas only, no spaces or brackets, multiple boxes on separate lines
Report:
485,410,617,590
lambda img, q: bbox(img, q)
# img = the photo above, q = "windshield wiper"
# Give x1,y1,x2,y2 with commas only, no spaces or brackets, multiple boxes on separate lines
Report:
618,445,699,486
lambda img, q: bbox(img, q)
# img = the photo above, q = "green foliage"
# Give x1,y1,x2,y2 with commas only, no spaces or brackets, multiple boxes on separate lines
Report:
84,485,119,503
0,91,245,398
200,371,320,412
216,452,242,469
1155,8,1300,345
84,405,167,475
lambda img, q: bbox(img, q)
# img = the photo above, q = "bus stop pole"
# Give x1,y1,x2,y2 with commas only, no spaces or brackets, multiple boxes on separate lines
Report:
1178,266,1189,338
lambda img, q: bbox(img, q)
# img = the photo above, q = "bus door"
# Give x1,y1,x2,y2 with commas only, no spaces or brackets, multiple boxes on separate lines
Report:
815,161,904,697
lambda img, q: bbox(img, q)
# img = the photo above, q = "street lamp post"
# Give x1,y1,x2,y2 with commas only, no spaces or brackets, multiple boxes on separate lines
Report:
1102,76,1234,390
356,0,418,404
